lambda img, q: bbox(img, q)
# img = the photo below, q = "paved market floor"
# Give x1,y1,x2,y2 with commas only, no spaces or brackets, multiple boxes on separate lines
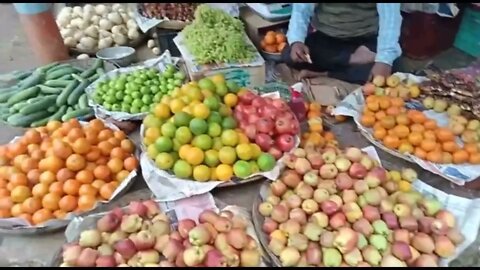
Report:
0,3,479,266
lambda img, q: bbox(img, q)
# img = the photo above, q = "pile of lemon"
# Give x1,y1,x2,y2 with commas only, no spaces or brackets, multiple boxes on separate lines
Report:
142,74,276,182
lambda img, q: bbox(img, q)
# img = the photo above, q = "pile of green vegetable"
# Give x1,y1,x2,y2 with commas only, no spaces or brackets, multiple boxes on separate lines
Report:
0,59,104,127
91,64,186,114
182,4,256,64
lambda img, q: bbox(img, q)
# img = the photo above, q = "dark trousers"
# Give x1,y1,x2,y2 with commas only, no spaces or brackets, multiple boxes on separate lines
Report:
281,31,398,84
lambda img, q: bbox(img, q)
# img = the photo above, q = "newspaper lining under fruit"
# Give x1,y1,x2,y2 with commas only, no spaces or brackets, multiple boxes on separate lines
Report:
62,193,267,266
333,72,480,186
85,51,182,122
140,91,299,201
259,145,480,266
0,121,138,231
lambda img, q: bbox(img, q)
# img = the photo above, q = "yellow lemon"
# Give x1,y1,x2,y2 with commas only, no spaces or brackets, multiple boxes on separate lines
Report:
224,93,238,108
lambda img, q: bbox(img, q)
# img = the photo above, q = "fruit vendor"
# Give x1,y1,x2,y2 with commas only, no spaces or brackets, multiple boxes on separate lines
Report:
283,3,402,84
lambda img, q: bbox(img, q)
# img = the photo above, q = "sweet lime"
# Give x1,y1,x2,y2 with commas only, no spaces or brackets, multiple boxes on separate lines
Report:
249,161,260,174
218,146,237,165
250,144,262,159
155,152,174,170
219,104,232,117
193,165,211,182
161,122,176,138
175,126,193,144
185,146,204,166
173,112,193,127
173,160,192,178
226,80,240,93
221,116,237,130
204,149,220,167
204,96,220,111
193,103,210,120
207,111,223,124
153,103,171,119
216,164,233,181
155,137,173,153
192,134,213,151
172,138,182,152
189,118,208,135
215,82,228,97
212,137,224,151
208,122,222,138
233,160,252,178
257,153,276,172
147,144,159,159
143,115,163,128
198,78,216,92
221,129,239,147
236,143,253,160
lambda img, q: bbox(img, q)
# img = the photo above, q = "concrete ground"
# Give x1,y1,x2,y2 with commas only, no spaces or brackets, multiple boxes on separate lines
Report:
0,3,478,266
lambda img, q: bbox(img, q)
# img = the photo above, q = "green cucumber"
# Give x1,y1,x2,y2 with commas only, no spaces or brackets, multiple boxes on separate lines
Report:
0,88,18,103
46,63,71,74
37,62,60,73
49,105,67,121
30,115,52,127
62,108,92,121
9,101,28,113
7,111,50,127
45,67,78,81
13,71,32,81
58,74,73,80
72,73,84,82
38,85,63,95
78,94,88,109
56,80,79,106
47,105,58,113
18,72,44,90
67,80,89,105
19,95,57,115
44,79,71,88
80,59,103,79
6,86,40,106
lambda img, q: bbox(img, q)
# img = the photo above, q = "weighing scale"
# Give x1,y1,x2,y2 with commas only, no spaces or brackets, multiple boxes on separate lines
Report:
246,3,292,21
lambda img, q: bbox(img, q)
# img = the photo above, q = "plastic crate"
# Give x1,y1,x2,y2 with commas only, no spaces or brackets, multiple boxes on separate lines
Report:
454,7,480,57
154,28,181,57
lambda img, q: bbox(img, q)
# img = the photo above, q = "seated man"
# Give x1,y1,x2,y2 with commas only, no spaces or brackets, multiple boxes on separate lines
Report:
282,3,402,84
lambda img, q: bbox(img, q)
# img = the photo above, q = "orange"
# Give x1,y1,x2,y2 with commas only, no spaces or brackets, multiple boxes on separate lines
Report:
453,150,469,164
63,179,81,196
113,130,126,141
443,152,453,164
78,194,96,211
46,120,62,133
56,168,75,182
98,129,114,142
19,213,33,224
58,195,77,212
410,124,425,133
0,197,13,210
21,197,42,214
414,147,427,159
53,209,67,219
10,185,31,204
0,209,10,218
111,147,127,160
49,182,64,196
116,170,130,182
398,142,414,154
32,208,53,225
380,116,396,129
469,153,480,164
85,129,99,145
442,141,459,153
30,149,44,160
373,127,387,140
0,188,8,197
92,180,106,190
426,151,443,163
8,143,27,158
39,171,56,185
20,158,39,173
409,111,427,124
89,119,105,131
79,184,98,197
464,143,478,154
408,132,423,146
42,193,61,211
391,97,405,107
93,165,111,181
420,140,437,152
108,137,121,147
423,120,437,130
363,108,375,116
98,141,114,156
10,173,28,187
120,139,135,153
365,95,378,104
393,125,410,139
386,107,401,116
360,115,375,127
99,183,116,200
96,157,109,166
24,130,42,144
72,138,91,155
395,114,410,126
107,158,124,174
423,130,437,141
66,154,86,172
124,157,138,171
437,128,455,142
76,170,94,184
379,98,391,110
383,135,400,149
11,203,23,217
374,111,387,121
275,33,286,44
85,147,101,162
38,156,64,173
32,183,49,198
67,127,85,143
366,100,380,112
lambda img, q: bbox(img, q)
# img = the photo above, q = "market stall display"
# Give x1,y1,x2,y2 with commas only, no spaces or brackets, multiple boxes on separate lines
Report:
334,73,480,186
138,3,198,24
253,144,473,266
53,197,264,267
56,4,143,55
0,59,114,127
85,52,183,121
0,119,138,231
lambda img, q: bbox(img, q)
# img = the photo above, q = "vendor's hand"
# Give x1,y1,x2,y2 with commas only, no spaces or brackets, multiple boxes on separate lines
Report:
290,42,310,63
370,62,392,79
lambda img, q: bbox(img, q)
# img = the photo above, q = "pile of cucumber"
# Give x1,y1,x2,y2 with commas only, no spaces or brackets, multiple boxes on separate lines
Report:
0,59,105,127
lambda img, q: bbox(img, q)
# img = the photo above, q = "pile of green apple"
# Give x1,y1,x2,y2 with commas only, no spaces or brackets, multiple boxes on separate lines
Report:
258,145,465,267
92,64,186,114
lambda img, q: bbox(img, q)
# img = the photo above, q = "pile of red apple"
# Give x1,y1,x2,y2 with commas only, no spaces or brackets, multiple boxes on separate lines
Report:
234,91,299,160
258,145,465,267
59,200,262,267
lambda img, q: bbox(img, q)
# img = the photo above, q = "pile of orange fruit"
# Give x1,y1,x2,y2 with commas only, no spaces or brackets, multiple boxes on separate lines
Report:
360,95,480,165
260,31,287,54
301,102,338,149
0,119,138,226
